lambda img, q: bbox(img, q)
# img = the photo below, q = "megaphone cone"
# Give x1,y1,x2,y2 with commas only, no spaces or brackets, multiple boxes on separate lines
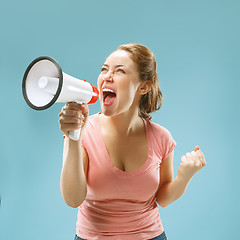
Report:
22,56,99,140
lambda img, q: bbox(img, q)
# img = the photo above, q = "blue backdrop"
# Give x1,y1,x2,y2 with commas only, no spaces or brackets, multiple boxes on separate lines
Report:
0,0,239,239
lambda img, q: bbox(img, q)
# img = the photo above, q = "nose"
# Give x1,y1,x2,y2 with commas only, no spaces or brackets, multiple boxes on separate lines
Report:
103,70,114,82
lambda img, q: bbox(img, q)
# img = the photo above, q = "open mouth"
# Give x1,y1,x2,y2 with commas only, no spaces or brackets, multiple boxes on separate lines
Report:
102,88,117,106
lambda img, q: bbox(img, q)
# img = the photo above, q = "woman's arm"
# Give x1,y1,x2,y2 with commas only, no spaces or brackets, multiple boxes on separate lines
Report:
156,147,206,207
59,103,89,208
60,138,88,208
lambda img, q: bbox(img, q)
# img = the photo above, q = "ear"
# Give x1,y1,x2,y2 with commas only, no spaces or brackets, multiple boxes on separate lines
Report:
137,81,152,95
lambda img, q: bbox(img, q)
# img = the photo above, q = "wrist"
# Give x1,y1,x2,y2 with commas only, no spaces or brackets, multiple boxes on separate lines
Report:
63,128,84,142
176,173,192,185
63,134,83,144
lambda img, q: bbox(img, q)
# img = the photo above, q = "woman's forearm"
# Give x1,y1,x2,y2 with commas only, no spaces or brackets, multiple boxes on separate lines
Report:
156,175,191,207
60,136,87,208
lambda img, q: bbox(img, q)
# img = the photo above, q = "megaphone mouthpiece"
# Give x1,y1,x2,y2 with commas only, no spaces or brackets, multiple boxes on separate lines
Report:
38,76,59,95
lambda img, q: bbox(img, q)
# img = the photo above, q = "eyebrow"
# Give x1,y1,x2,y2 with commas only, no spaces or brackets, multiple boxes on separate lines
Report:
102,64,125,68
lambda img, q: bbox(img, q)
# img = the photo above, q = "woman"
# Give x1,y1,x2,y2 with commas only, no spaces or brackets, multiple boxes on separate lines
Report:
59,44,206,240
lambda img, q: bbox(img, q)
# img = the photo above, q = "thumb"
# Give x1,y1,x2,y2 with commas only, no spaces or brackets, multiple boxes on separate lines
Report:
194,146,200,152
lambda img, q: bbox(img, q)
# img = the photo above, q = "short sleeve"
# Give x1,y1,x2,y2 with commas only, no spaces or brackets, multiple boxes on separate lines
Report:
149,121,176,162
162,129,176,161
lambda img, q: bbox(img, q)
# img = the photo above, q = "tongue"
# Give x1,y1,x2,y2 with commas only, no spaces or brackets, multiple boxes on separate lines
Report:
104,93,116,105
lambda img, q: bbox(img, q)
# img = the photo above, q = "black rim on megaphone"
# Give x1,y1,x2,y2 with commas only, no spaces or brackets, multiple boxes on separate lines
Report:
22,56,63,111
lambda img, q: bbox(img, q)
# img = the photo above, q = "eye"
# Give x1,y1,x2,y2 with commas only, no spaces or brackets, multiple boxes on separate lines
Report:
101,67,108,72
116,69,125,73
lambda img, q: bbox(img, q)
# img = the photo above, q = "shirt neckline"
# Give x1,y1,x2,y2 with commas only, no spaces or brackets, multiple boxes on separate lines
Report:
95,112,153,177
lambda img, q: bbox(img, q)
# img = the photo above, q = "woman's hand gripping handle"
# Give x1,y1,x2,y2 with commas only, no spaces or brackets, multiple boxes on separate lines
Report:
59,102,89,141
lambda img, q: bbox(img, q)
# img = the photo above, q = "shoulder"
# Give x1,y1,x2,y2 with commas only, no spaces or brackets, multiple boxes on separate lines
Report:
88,112,100,122
146,120,176,160
85,113,100,128
147,120,173,139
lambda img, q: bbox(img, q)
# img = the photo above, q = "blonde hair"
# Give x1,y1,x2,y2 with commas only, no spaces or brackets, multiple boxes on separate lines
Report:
117,43,163,120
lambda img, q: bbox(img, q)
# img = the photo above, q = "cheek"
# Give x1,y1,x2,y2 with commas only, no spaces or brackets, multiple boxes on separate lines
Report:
126,80,139,95
119,81,138,102
97,75,103,89
97,76,103,101
97,74,101,84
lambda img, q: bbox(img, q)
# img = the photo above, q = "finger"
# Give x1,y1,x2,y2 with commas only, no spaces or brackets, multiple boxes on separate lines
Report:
186,152,194,161
59,115,81,125
63,109,82,118
194,146,200,152
79,104,89,117
59,106,66,117
195,150,202,160
60,123,82,131
190,151,198,161
181,155,188,164
201,161,207,167
192,150,205,166
190,152,202,167
66,102,83,111
193,150,205,167
198,151,206,166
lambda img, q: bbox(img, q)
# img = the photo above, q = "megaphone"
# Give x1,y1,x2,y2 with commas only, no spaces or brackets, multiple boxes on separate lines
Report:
22,56,99,141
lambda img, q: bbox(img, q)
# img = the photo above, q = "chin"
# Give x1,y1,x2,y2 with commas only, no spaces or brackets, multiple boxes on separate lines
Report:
100,104,113,117
101,108,115,117
100,101,118,117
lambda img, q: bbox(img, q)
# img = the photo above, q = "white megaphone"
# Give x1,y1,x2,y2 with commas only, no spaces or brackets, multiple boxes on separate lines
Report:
22,56,99,141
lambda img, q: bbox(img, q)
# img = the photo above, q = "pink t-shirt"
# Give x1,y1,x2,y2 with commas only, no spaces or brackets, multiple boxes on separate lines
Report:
76,113,176,240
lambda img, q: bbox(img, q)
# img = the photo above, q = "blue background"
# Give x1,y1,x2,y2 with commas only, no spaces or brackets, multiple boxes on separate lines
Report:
0,0,239,239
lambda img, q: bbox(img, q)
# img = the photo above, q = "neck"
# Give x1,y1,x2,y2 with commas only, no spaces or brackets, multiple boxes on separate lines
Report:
101,108,143,136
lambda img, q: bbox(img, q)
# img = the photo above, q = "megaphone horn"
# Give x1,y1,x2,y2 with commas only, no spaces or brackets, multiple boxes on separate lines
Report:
22,56,99,141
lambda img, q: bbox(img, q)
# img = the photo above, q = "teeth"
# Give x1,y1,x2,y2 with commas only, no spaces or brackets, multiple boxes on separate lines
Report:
102,88,115,93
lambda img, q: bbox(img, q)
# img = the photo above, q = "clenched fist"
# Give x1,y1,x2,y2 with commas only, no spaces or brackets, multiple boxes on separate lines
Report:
59,102,89,138
178,146,206,182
